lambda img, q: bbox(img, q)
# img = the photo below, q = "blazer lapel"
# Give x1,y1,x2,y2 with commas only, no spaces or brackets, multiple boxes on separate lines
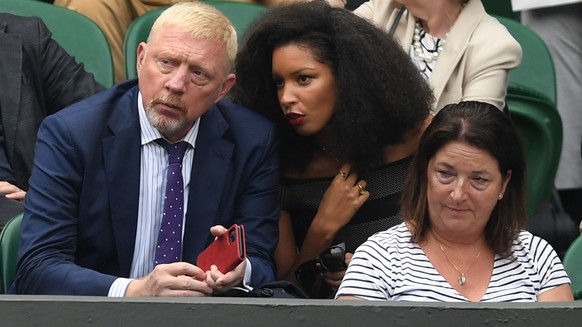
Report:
182,105,233,263
430,0,485,103
102,86,142,276
0,22,23,161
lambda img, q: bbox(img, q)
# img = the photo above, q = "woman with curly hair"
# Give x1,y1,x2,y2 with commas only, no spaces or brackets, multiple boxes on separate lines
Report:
231,1,433,298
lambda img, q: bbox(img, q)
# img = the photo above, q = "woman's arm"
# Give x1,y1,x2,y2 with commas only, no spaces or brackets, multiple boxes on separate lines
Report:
538,284,574,302
275,164,369,283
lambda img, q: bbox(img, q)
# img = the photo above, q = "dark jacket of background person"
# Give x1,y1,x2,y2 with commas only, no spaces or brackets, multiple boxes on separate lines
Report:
0,14,103,226
0,14,103,192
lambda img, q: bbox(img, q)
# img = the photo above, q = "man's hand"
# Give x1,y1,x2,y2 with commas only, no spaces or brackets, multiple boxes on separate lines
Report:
0,181,26,201
205,259,246,294
204,225,246,294
125,262,212,297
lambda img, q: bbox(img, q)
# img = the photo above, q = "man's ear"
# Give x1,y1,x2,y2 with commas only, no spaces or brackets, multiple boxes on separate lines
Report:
136,42,147,77
215,73,236,102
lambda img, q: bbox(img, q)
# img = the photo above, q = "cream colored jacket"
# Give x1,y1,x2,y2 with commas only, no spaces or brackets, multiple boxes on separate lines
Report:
355,0,522,112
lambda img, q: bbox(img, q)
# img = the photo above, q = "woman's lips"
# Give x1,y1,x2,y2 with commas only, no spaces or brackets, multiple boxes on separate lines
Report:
446,206,469,214
285,112,305,126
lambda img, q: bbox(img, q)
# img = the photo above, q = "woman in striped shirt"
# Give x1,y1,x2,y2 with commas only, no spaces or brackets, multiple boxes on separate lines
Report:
337,101,573,302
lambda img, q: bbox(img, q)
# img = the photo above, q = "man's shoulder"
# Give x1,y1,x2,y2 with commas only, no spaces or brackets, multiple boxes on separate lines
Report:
54,80,138,117
213,99,275,130
0,14,49,41
0,13,40,30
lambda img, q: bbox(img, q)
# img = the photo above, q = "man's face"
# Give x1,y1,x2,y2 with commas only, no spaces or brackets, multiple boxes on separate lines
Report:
137,25,235,142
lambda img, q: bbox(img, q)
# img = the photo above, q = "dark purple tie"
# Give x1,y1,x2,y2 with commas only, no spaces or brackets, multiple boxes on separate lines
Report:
155,140,189,265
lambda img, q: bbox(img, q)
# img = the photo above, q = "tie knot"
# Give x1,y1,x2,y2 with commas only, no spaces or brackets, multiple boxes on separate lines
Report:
159,140,188,164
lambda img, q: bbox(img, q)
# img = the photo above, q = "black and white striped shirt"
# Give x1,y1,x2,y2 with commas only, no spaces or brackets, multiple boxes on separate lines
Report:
336,222,570,302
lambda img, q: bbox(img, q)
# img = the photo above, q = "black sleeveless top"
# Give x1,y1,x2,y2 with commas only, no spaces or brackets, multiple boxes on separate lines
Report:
280,157,411,253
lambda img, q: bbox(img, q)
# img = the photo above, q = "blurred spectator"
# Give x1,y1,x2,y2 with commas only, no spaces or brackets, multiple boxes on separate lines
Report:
0,13,102,228
350,0,522,112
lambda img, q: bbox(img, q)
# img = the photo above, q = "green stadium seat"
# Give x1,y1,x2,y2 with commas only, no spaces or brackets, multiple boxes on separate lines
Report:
0,213,22,293
1,0,115,88
563,234,582,300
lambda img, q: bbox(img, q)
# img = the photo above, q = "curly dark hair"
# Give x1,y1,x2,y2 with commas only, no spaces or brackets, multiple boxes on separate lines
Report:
231,0,433,173
400,101,527,258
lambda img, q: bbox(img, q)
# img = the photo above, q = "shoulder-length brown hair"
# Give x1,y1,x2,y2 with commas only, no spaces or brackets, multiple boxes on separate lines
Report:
400,101,527,257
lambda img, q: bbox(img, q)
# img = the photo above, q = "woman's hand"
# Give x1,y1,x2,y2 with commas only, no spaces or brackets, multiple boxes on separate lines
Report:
312,164,369,235
321,252,353,290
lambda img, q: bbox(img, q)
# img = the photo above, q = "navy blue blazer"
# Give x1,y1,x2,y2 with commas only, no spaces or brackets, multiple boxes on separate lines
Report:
16,80,280,295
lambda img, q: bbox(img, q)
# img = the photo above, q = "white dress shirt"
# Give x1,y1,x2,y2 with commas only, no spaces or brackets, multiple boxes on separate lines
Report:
108,93,251,297
108,92,198,296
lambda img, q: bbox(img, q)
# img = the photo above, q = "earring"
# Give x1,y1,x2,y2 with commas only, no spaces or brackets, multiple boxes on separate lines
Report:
498,194,503,200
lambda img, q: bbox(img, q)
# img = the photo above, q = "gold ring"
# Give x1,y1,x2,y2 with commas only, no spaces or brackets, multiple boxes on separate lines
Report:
339,172,347,178
357,184,366,196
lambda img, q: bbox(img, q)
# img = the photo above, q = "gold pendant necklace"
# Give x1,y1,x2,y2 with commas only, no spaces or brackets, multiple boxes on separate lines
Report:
437,243,482,286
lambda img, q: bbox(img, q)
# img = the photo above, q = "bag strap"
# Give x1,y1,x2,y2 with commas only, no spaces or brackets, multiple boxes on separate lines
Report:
388,6,407,37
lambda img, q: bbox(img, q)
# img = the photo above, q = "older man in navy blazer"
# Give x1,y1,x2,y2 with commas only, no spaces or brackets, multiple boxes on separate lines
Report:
15,2,279,296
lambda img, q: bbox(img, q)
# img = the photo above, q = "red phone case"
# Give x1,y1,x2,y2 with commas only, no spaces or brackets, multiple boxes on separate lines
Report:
196,224,246,273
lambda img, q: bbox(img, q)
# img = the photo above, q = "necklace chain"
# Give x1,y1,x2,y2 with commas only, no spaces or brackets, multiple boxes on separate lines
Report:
438,243,482,286
320,145,341,164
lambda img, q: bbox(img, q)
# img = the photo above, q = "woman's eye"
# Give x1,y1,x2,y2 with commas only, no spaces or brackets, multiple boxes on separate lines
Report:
472,177,489,185
298,75,312,84
273,78,283,89
436,171,454,183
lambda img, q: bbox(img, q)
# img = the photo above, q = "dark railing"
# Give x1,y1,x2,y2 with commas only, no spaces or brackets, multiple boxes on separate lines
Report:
1,295,581,326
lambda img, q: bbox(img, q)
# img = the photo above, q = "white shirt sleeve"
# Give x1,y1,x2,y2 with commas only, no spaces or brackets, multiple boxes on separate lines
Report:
108,278,134,297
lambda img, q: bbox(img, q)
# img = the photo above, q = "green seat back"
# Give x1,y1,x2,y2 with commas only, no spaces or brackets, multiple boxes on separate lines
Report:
124,1,268,79
0,213,23,293
482,0,519,20
506,93,562,216
496,15,557,106
563,234,582,300
1,0,115,88
204,0,268,42
494,15,561,217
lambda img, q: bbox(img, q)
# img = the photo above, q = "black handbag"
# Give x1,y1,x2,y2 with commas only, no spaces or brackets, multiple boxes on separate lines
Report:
250,280,310,299
217,280,310,299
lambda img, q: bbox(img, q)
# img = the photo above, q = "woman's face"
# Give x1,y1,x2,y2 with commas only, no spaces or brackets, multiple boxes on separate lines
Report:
426,141,511,238
272,44,337,136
